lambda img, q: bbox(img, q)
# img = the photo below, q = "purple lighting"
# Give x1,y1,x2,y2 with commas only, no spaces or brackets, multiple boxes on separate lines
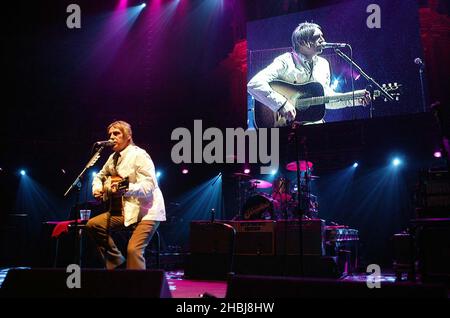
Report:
433,151,442,158
244,168,250,174
117,0,128,10
182,168,189,174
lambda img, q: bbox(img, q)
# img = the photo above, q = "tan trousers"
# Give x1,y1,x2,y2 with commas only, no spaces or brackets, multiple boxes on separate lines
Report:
85,212,159,270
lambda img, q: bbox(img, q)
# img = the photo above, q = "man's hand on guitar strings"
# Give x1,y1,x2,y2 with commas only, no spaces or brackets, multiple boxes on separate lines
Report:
93,189,103,200
279,101,296,122
359,90,371,107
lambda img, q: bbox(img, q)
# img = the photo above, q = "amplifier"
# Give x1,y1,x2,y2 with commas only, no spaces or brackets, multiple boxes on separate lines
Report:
227,220,325,256
276,219,325,256
187,221,236,279
227,221,276,255
416,170,450,218
189,221,235,254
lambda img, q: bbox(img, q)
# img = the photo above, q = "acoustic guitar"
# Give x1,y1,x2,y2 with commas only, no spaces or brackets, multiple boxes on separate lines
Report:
102,176,129,202
254,80,401,128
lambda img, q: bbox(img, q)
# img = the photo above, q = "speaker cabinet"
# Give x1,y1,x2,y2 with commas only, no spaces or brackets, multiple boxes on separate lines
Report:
0,268,172,298
227,221,276,255
414,219,450,284
185,221,235,279
226,274,447,298
275,219,325,256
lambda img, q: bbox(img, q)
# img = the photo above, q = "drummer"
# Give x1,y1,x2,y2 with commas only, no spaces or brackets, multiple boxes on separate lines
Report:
271,177,293,218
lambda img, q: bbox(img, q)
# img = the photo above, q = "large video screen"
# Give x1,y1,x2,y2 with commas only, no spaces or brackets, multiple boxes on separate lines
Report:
247,0,425,128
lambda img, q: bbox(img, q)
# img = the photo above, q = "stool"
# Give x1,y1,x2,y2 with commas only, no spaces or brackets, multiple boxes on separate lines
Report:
52,223,161,269
51,221,88,268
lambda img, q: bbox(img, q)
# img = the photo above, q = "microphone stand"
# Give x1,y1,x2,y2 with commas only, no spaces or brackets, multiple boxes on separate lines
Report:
334,48,395,118
418,64,427,112
63,144,106,266
289,122,304,276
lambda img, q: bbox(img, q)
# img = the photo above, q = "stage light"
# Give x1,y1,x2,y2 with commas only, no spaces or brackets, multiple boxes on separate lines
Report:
156,171,162,178
140,2,146,8
271,169,277,175
92,171,98,177
182,168,189,174
352,162,359,168
392,158,401,166
433,151,442,158
244,168,250,174
20,170,26,176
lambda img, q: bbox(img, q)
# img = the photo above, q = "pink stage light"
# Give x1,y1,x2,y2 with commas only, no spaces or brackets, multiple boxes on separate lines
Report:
116,0,128,10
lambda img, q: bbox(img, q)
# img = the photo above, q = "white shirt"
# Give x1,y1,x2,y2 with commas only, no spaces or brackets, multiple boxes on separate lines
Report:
93,144,166,226
247,52,360,114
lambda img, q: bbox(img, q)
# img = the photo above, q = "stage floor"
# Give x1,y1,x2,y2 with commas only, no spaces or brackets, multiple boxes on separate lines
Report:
0,268,400,298
4,267,445,299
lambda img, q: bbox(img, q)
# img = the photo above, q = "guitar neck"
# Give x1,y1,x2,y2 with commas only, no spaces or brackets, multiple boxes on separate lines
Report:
298,89,366,107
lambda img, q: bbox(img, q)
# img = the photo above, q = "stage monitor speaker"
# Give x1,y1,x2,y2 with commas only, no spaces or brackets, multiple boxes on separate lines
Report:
226,274,447,298
0,268,172,298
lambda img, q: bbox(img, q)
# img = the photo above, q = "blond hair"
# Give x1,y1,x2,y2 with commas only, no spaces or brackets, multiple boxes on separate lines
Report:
107,120,134,144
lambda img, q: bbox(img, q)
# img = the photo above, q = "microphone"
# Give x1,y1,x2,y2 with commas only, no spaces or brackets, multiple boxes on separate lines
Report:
95,140,115,147
320,42,348,49
414,57,425,69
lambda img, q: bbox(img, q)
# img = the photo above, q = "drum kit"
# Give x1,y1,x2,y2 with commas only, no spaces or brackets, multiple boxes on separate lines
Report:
232,160,319,220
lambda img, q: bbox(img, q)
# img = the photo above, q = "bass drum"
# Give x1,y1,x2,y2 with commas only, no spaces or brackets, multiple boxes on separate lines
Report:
242,194,274,220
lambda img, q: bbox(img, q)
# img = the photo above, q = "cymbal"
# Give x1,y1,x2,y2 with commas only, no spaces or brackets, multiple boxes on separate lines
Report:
286,160,313,172
232,172,252,178
249,179,272,189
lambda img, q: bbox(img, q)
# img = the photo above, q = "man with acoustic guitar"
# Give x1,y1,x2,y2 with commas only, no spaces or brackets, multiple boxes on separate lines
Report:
86,120,166,270
248,22,371,127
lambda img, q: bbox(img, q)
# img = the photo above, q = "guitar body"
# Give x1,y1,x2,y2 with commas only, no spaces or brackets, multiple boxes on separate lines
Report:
254,81,326,128
252,80,400,129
